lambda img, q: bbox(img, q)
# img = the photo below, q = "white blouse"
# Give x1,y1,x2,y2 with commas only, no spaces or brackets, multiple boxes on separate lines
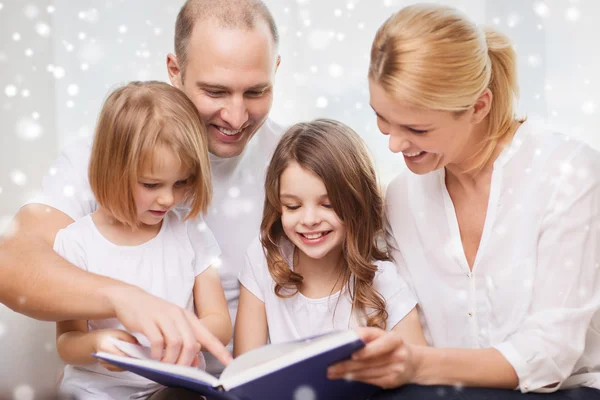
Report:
385,119,600,393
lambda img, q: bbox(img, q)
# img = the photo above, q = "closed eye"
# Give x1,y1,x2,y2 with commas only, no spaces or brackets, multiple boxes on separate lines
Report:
283,205,300,211
142,183,158,189
322,204,332,209
407,127,428,135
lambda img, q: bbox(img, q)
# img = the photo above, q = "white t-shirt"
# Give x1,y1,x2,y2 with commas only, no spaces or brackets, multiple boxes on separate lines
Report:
53,210,220,399
385,119,600,393
29,118,285,374
238,237,418,343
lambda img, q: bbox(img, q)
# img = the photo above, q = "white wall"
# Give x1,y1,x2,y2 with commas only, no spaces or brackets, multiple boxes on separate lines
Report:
1,0,599,396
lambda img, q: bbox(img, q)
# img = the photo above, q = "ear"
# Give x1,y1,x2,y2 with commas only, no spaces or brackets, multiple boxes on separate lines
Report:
275,55,281,74
167,53,183,89
471,88,492,124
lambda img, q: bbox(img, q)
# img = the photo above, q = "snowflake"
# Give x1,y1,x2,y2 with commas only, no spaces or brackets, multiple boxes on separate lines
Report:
308,30,332,50
533,2,549,18
10,170,27,186
294,385,316,400
12,32,21,41
582,101,596,115
334,9,342,17
24,4,39,19
228,187,241,198
197,222,208,231
211,257,223,269
67,84,80,96
35,22,51,38
62,185,75,197
17,118,43,140
24,48,33,57
4,84,17,97
13,385,35,400
565,7,580,22
316,96,328,108
328,63,343,78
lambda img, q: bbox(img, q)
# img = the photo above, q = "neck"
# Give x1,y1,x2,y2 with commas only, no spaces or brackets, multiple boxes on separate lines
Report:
445,119,518,190
295,247,346,295
92,207,161,245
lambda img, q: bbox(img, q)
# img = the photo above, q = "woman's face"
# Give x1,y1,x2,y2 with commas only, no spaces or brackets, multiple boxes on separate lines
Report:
369,78,489,175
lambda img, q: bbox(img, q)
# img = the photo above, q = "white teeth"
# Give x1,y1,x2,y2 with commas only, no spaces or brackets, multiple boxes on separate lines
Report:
403,151,423,157
302,232,326,239
217,126,243,136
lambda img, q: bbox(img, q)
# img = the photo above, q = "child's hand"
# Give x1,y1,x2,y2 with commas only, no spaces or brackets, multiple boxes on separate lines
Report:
92,329,139,372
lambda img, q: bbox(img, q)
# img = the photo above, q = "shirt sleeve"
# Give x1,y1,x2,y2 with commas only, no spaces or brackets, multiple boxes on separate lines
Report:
493,147,600,393
186,219,221,276
374,260,418,331
238,237,266,303
53,227,88,271
24,138,96,221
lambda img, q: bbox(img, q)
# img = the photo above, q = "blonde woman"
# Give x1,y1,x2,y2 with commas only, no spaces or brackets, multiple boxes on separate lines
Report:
54,81,231,399
328,4,600,399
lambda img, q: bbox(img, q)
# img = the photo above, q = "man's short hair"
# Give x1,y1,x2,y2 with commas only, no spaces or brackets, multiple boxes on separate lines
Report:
174,0,279,79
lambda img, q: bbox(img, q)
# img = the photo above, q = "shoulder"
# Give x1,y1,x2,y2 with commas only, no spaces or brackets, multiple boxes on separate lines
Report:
246,236,267,264
514,120,600,189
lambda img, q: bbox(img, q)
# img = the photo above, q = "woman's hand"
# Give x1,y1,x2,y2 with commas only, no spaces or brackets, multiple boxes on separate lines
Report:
327,327,421,389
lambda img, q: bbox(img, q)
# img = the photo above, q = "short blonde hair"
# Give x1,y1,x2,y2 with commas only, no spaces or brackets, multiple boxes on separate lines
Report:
89,81,212,227
370,4,525,171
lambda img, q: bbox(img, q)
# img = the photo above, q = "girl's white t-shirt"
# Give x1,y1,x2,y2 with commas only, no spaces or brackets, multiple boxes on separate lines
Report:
53,210,220,399
385,119,600,393
238,237,417,344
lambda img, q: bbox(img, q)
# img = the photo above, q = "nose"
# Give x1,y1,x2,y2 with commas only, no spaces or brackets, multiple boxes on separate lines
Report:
301,206,321,227
221,96,249,130
157,188,174,208
388,134,411,154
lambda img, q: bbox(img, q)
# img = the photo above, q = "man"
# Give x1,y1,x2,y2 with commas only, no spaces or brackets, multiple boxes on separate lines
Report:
0,0,283,375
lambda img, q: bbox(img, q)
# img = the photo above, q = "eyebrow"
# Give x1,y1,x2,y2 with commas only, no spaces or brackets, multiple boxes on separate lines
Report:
370,104,433,129
195,82,272,92
280,193,329,201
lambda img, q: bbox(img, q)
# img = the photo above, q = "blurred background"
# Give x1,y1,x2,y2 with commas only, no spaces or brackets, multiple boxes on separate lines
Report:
1,0,599,397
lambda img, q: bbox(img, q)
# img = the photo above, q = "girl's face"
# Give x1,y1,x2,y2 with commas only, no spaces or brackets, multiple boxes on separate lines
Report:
369,78,489,175
134,146,193,227
279,161,346,262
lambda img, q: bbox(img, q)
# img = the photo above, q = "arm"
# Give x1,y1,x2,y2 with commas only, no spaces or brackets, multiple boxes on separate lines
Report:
233,285,268,357
0,204,120,320
390,306,428,346
0,205,231,366
56,319,140,371
193,266,232,346
328,328,518,389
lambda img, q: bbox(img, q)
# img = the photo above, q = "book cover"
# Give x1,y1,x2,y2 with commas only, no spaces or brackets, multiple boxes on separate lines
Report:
94,330,379,400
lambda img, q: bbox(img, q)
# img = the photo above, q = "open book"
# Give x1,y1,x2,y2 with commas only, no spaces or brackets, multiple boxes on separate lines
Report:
94,330,379,400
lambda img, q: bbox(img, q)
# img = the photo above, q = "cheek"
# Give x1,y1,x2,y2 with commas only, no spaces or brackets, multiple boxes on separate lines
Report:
247,97,272,121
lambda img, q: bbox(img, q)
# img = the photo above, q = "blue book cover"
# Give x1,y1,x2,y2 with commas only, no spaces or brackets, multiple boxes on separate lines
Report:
94,330,379,400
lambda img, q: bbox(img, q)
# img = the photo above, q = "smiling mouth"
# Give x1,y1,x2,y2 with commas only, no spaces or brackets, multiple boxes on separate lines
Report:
299,231,332,239
215,125,244,136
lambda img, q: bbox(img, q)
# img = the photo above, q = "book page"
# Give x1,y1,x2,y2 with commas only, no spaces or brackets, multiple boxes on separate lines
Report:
94,352,220,387
220,330,359,388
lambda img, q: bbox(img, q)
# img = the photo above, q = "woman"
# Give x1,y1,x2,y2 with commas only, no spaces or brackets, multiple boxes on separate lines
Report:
328,4,600,399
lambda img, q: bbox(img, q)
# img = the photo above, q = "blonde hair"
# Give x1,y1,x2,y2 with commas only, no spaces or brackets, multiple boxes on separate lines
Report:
261,119,389,329
89,81,212,228
369,4,525,171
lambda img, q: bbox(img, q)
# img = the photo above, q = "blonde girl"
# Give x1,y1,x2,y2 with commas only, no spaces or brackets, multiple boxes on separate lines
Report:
54,81,231,399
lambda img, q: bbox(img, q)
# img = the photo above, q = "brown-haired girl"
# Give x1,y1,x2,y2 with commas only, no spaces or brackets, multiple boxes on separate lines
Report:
329,4,600,399
54,81,231,399
233,119,426,355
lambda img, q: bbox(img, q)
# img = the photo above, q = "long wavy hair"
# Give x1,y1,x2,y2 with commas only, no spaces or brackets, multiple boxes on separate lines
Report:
261,119,390,329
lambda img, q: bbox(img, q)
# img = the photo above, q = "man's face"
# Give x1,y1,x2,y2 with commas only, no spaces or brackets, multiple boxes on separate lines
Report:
168,20,280,158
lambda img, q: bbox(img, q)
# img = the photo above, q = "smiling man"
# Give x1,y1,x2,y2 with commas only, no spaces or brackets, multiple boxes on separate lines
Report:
0,0,284,386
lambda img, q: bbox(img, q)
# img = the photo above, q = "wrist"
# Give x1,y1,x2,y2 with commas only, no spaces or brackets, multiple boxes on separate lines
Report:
97,282,140,318
410,344,430,385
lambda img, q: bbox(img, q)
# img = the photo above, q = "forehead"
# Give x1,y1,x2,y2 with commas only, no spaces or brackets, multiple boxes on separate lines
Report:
185,20,277,89
141,146,189,177
280,162,327,194
368,78,447,125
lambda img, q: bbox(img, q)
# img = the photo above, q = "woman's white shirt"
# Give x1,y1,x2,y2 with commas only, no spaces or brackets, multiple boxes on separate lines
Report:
238,237,417,344
385,119,600,393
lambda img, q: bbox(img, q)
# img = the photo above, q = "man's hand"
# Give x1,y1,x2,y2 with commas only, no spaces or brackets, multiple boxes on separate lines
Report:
104,285,233,367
